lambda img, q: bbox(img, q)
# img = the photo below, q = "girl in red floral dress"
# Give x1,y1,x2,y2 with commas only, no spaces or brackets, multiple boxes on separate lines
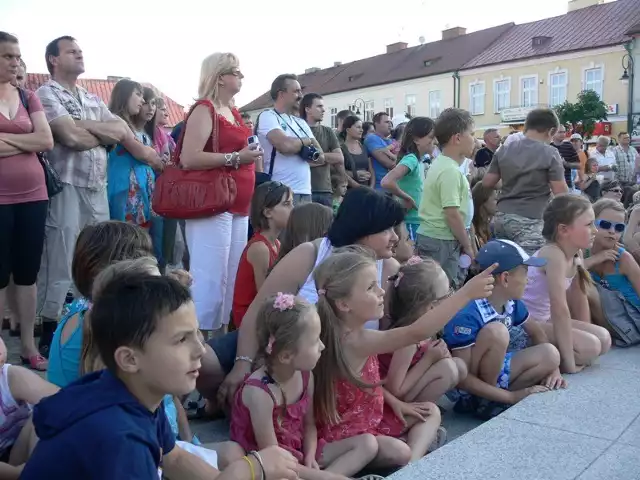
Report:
312,248,496,468
231,293,380,480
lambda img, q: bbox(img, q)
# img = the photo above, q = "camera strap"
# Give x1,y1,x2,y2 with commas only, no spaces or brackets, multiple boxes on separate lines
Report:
272,109,309,140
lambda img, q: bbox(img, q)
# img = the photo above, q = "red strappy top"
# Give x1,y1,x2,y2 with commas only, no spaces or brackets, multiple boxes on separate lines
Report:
232,232,280,327
230,370,324,462
191,101,255,216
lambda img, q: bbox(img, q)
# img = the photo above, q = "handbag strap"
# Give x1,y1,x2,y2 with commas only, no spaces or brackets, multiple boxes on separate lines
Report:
173,99,220,168
254,110,277,177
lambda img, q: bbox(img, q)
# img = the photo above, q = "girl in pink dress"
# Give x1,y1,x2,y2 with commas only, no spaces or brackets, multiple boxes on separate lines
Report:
312,247,496,468
231,293,380,480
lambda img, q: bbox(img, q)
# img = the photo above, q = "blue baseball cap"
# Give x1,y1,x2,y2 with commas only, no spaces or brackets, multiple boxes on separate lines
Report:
476,239,547,274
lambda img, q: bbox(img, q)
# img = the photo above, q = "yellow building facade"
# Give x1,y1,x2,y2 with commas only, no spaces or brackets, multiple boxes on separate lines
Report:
459,45,630,139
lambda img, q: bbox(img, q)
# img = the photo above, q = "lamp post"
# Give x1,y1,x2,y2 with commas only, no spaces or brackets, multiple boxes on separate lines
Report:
351,98,366,120
620,52,635,134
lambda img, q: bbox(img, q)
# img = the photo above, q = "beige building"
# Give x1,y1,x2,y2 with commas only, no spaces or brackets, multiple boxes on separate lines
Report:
459,0,640,138
241,0,640,140
240,25,513,126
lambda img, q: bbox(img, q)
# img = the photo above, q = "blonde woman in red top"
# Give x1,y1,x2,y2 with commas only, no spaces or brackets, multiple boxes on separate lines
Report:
180,53,262,335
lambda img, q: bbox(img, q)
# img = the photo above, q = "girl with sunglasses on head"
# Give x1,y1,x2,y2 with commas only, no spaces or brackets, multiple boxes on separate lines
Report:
583,199,640,337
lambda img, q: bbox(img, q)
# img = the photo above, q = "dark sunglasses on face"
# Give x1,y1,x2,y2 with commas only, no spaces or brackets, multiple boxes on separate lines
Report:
595,219,626,233
606,188,623,194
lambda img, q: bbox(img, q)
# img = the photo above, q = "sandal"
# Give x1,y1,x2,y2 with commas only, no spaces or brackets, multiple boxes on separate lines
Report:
20,354,48,372
428,426,447,453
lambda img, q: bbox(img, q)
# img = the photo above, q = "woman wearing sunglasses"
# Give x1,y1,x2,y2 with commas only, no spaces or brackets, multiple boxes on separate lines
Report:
584,198,640,339
600,180,624,202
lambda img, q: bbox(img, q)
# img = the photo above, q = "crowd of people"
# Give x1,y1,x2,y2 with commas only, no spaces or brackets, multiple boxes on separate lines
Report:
1,30,640,479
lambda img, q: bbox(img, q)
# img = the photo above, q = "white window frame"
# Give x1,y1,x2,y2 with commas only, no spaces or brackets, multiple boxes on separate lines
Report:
548,69,568,107
493,77,511,113
583,65,604,99
428,90,442,118
384,98,394,118
329,107,338,128
405,94,417,117
519,75,539,108
469,81,485,115
364,100,375,122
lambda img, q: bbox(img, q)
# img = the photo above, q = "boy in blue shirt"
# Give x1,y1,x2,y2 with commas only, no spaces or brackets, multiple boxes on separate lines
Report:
22,271,298,479
442,239,566,419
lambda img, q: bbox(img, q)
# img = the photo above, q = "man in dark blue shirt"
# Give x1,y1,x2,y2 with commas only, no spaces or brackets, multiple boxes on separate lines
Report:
22,271,298,479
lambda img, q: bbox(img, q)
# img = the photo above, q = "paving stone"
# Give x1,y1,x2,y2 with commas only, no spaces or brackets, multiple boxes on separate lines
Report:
576,443,640,480
597,346,640,373
388,417,609,480
501,365,640,440
618,413,640,448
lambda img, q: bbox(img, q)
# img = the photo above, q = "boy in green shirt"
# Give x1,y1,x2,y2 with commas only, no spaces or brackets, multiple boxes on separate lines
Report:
416,108,476,287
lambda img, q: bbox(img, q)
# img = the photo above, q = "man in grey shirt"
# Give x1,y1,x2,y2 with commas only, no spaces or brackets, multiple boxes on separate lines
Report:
483,108,568,254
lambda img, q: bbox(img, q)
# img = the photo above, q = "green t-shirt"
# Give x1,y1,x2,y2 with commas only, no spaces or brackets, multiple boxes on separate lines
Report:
396,153,424,224
310,125,340,193
418,154,470,240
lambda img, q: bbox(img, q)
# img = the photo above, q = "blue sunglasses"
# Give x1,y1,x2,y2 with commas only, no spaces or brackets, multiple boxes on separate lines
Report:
595,219,625,233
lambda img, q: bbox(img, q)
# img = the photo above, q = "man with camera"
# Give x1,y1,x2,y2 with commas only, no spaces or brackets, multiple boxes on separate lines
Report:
300,93,344,207
255,74,324,205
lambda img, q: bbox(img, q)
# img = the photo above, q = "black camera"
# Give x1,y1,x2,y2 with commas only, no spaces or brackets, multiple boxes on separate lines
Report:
300,144,320,162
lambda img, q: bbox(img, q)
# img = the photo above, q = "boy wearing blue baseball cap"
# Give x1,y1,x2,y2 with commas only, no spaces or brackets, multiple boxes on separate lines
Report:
442,239,566,418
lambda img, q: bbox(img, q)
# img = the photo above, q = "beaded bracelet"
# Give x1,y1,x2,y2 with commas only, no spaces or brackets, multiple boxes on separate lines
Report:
235,355,253,364
242,455,255,480
249,451,265,480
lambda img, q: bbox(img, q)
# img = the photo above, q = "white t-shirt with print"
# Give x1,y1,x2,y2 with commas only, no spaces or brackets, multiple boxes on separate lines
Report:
256,109,315,195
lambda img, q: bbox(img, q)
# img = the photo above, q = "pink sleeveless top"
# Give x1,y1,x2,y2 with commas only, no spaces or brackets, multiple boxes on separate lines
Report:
522,250,574,322
230,370,324,462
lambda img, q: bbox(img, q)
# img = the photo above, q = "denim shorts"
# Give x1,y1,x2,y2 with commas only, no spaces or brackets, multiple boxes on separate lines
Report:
207,330,238,375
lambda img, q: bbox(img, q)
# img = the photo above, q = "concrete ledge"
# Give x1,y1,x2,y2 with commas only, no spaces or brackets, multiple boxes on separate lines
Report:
389,347,640,480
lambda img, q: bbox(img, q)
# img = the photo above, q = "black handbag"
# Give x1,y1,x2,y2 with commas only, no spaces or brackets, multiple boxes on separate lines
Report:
18,88,64,198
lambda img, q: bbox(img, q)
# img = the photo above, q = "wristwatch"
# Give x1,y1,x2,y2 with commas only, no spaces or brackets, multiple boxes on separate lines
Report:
224,152,240,169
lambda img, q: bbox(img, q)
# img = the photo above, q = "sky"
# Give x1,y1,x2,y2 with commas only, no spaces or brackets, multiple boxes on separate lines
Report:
1,0,584,110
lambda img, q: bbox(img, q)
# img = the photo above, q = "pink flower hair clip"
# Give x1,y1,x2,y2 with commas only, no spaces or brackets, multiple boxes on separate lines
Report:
273,292,295,311
265,335,275,355
407,255,423,266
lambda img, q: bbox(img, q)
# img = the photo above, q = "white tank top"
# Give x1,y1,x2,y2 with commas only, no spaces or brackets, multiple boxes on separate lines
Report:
298,237,383,330
0,364,31,455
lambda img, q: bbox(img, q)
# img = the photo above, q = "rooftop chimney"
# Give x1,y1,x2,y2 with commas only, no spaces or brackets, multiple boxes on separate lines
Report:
334,61,342,67
107,75,129,82
442,27,467,40
386,42,408,54
568,0,604,12
304,67,321,74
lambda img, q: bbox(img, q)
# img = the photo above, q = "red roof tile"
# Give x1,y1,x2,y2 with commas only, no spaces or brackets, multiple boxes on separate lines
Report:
24,74,185,127
463,0,640,69
240,23,514,112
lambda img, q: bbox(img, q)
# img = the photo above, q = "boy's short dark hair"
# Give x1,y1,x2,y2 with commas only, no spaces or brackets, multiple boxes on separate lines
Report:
524,108,559,134
91,272,191,373
434,108,474,146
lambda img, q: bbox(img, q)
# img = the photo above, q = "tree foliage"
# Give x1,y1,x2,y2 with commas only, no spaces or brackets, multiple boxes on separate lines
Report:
554,90,608,139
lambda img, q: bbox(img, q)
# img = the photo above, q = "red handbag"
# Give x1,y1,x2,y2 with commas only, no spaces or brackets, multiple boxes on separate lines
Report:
153,100,237,219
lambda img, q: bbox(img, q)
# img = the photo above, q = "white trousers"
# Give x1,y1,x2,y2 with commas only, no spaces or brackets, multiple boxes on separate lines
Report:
186,213,248,330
